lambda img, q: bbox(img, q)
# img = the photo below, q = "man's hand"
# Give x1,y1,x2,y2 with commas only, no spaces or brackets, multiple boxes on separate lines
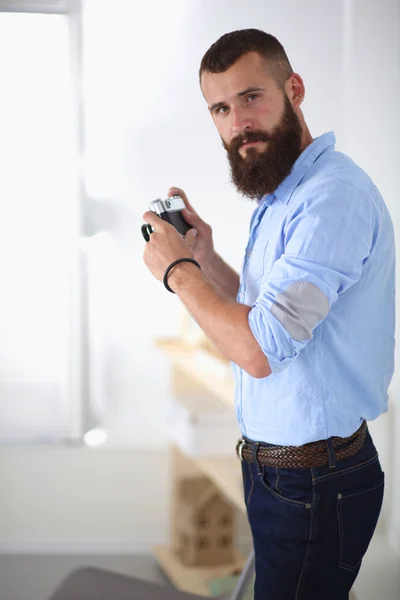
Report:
168,187,216,267
168,186,240,300
142,210,198,281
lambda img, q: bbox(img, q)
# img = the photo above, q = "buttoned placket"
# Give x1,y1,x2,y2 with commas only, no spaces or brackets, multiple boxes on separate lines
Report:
236,194,275,432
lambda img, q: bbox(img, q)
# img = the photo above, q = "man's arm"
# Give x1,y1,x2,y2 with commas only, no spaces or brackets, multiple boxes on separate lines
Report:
167,187,240,300
143,188,270,377
201,251,240,301
167,261,271,378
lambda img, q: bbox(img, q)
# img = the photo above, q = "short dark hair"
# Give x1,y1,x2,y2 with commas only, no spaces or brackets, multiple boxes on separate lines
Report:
199,28,293,89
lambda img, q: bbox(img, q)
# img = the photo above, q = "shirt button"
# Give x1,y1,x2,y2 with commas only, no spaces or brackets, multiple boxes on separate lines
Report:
305,503,312,509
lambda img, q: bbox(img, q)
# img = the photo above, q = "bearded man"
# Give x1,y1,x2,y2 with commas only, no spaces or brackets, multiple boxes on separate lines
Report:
143,29,395,600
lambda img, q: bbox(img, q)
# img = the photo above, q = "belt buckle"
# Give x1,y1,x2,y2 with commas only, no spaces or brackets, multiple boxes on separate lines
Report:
236,439,245,461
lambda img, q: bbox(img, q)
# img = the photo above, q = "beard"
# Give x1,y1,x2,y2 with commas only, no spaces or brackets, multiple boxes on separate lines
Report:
223,95,303,200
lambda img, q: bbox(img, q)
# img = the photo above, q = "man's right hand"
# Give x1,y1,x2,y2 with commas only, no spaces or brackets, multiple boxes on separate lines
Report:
168,186,216,267
168,186,240,300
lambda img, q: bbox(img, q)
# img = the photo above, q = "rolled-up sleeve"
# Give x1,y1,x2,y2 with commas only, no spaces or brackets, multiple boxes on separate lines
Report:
248,178,375,373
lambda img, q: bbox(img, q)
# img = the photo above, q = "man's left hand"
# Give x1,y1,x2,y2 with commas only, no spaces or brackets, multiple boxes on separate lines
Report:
142,210,198,281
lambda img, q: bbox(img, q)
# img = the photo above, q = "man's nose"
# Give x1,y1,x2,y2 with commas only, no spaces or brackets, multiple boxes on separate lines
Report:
231,107,253,135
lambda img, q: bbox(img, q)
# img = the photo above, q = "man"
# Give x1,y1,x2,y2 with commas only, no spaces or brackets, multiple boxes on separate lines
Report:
143,29,395,599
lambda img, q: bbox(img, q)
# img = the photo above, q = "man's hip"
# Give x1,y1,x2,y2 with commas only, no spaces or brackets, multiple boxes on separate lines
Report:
240,426,384,599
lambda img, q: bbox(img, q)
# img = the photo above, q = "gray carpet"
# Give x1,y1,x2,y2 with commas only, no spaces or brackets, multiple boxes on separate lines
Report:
0,554,170,600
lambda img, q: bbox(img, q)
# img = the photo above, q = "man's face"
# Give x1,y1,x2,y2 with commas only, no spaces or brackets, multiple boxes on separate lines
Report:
201,52,303,200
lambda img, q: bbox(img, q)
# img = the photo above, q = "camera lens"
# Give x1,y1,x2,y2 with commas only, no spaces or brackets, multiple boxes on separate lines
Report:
166,200,171,209
141,223,153,242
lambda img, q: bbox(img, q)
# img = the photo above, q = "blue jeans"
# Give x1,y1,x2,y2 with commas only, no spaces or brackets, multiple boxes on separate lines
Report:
241,428,384,599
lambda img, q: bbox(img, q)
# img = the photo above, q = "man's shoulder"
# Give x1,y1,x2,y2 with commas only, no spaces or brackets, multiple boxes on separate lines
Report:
309,149,374,191
296,149,383,211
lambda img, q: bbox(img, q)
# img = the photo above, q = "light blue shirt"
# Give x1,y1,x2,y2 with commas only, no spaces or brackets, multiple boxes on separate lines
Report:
234,132,396,446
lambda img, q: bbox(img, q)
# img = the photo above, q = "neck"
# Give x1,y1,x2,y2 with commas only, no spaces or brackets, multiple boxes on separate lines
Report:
300,123,313,153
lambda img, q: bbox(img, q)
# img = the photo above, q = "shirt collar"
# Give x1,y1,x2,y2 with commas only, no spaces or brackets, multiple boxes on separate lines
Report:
258,131,336,207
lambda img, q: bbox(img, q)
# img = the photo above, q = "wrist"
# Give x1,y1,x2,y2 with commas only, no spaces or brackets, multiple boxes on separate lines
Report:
202,250,220,274
166,261,203,292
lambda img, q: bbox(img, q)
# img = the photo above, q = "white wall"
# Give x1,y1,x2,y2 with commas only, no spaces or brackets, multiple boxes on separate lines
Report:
0,446,168,553
339,0,400,558
0,2,398,596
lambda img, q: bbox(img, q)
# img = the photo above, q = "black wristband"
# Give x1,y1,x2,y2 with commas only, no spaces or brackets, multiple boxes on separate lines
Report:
163,258,201,294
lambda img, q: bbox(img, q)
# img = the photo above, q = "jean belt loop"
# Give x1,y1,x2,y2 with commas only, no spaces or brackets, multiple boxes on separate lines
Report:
252,442,263,476
326,438,336,469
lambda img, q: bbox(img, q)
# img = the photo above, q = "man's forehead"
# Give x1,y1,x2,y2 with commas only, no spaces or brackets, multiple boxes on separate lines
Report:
201,53,273,104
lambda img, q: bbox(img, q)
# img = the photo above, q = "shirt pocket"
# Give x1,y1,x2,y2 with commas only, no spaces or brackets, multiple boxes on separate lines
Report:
247,238,269,282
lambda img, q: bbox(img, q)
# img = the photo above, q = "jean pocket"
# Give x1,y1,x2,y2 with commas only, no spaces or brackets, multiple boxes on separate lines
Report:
242,462,255,508
337,474,384,572
261,467,313,509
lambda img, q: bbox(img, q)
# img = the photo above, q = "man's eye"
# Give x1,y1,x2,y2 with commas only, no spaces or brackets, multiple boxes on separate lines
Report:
247,94,259,102
218,106,229,114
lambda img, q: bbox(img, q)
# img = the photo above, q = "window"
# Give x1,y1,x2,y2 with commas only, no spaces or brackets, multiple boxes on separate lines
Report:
0,10,79,442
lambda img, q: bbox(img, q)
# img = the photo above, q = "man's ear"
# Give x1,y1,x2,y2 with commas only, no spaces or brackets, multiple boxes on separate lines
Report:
286,73,305,108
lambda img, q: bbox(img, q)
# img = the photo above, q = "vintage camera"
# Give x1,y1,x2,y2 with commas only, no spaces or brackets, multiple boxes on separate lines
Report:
141,195,192,242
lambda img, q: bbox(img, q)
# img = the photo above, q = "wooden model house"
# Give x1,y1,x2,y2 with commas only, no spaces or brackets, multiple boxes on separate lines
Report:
175,476,235,567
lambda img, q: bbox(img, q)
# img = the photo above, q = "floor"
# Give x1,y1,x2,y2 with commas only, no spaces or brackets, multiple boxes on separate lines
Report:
0,554,170,600
1,542,399,600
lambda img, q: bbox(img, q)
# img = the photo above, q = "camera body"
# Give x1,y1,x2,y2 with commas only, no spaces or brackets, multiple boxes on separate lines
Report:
141,195,192,242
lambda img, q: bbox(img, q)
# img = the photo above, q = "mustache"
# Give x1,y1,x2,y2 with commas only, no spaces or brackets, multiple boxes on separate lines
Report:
228,130,271,154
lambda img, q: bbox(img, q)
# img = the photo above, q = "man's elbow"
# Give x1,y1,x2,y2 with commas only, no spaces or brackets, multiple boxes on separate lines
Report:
243,355,272,379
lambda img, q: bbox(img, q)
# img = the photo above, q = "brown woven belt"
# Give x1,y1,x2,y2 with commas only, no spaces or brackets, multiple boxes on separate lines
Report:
236,420,368,469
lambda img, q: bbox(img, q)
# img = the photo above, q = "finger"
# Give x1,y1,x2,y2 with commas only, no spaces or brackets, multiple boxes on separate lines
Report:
142,211,165,230
181,207,205,232
168,186,196,213
184,228,198,249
